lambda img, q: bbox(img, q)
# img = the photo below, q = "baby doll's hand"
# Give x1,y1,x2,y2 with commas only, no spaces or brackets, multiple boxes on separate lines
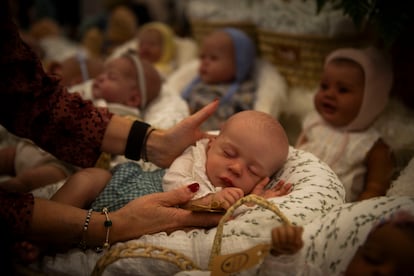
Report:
183,187,244,212
214,187,244,210
270,225,304,257
251,179,292,199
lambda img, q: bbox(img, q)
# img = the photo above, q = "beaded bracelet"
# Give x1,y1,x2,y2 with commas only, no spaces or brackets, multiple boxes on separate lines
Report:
141,127,156,162
102,207,112,249
78,208,93,250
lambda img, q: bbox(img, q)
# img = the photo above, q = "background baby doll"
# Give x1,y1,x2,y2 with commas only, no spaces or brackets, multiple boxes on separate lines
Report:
181,27,256,131
137,22,177,79
259,203,414,275
296,47,394,202
70,50,161,119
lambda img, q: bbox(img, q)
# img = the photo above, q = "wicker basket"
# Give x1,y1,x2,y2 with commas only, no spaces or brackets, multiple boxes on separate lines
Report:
190,19,258,47
258,29,370,88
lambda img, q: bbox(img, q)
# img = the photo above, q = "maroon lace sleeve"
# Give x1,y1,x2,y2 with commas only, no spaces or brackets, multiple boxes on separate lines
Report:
0,1,113,168
0,189,34,236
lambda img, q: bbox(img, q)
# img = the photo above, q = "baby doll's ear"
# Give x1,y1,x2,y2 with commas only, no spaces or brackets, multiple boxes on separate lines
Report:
207,136,217,148
128,90,141,108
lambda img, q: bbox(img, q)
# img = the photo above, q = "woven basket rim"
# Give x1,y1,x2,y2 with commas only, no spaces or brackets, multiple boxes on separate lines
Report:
190,19,256,26
258,28,364,42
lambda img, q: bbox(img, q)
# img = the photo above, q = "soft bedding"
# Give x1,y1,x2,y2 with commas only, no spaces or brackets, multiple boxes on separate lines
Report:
41,147,345,275
178,196,414,276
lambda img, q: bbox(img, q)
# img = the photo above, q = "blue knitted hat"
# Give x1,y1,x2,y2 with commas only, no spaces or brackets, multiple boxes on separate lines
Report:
182,28,256,104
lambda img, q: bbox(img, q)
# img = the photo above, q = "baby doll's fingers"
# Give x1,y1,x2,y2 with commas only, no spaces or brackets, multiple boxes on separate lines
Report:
293,226,304,248
278,182,292,194
274,180,285,189
223,188,244,207
250,177,270,196
212,188,244,210
275,181,292,193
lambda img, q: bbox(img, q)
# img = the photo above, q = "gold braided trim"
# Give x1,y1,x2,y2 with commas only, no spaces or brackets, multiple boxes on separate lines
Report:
208,194,291,270
91,241,200,276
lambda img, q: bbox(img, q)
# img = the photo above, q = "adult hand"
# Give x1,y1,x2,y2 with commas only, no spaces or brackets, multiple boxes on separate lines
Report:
146,100,219,168
112,183,222,241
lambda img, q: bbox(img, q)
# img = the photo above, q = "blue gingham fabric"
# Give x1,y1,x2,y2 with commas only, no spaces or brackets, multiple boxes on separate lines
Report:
91,162,165,211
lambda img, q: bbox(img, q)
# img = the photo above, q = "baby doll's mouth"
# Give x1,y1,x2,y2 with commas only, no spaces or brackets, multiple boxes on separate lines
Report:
321,102,336,114
220,177,234,187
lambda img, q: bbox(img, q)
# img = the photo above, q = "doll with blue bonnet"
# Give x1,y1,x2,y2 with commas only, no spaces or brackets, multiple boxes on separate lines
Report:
181,28,256,131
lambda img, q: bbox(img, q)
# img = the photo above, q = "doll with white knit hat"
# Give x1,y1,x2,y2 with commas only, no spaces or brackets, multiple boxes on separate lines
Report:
296,47,394,202
181,27,256,131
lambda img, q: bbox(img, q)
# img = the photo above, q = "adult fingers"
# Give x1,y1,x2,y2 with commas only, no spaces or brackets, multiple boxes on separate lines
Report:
160,185,222,230
187,99,219,127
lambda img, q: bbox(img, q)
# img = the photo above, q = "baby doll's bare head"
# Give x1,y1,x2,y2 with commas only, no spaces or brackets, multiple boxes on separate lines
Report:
205,110,288,194
221,110,289,175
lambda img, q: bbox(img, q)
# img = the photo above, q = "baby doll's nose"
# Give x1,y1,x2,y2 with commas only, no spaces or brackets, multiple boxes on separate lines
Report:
323,87,337,98
228,162,242,177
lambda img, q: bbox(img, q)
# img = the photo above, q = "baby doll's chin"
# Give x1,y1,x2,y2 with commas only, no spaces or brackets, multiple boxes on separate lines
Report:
322,115,349,128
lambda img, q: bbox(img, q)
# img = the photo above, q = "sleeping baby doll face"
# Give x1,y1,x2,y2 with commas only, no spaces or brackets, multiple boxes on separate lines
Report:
205,111,289,195
314,58,364,127
92,56,161,108
92,56,140,107
138,28,163,64
198,31,236,84
344,216,414,276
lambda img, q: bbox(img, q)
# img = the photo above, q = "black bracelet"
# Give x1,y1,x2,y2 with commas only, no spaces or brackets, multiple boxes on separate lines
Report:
125,120,150,160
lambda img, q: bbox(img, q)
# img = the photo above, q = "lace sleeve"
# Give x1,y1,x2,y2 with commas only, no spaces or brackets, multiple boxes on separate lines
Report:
0,5,113,167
